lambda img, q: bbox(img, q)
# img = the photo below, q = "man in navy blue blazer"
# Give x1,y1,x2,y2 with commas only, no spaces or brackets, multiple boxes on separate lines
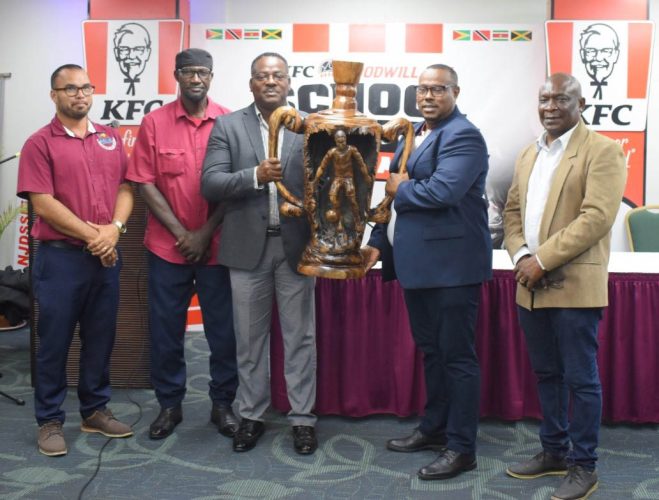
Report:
363,64,492,480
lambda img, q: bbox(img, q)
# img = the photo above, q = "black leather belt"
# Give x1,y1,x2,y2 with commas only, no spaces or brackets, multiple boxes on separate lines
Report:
266,226,281,237
43,240,87,252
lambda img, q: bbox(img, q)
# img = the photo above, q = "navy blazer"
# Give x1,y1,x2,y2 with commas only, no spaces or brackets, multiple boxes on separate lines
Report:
368,106,492,289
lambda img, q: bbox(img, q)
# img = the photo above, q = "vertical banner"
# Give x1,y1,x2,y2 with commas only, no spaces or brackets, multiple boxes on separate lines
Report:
82,20,185,155
191,23,546,247
11,199,29,270
546,21,654,250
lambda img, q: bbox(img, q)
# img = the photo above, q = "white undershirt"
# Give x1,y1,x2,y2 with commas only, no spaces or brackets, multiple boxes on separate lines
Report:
512,124,577,267
387,129,431,245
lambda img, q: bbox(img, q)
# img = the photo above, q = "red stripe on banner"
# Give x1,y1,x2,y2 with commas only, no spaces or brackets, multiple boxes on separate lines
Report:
293,24,329,52
90,0,177,19
405,24,443,53
84,22,108,95
598,131,645,206
159,21,181,95
627,23,653,99
546,22,573,75
349,24,385,52
553,0,647,20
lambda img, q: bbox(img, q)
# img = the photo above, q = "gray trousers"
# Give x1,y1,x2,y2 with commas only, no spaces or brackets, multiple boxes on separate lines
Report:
229,236,317,427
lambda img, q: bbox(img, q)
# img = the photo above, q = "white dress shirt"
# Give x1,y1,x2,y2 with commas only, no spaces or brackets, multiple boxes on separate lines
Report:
512,124,578,267
387,128,431,245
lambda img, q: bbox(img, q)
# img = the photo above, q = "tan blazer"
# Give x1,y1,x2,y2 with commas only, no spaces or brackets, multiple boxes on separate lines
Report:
503,120,627,310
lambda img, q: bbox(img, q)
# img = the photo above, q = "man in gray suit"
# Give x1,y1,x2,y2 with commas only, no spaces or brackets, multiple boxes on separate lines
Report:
201,52,317,455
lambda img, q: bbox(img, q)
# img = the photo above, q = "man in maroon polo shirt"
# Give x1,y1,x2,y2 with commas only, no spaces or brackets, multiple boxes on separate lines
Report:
17,64,134,456
127,48,238,440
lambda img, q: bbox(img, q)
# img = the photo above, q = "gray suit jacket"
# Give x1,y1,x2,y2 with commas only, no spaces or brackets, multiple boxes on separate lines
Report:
201,103,309,273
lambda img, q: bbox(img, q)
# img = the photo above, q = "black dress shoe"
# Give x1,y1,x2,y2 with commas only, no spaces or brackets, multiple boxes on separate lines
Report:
418,449,477,480
386,429,447,453
210,403,239,438
292,426,317,455
149,405,182,440
233,419,265,452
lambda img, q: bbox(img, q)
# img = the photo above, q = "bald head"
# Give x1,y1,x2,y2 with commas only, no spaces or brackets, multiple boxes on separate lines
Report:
538,73,585,144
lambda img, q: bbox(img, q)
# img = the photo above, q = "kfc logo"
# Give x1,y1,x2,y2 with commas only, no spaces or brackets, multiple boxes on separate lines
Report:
579,23,620,100
545,20,654,132
113,23,152,96
83,19,184,125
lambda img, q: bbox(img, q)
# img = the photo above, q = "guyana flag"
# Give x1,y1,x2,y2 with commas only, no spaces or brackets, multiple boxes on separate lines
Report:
453,30,470,41
206,29,223,40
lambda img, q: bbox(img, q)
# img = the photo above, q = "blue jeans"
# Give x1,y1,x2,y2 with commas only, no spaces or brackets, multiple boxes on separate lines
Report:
33,244,121,424
147,251,237,408
404,284,481,455
518,306,603,470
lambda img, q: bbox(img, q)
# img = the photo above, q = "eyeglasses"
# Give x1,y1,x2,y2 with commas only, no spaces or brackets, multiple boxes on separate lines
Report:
251,72,289,82
52,84,95,97
415,84,454,97
177,68,212,79
117,46,148,58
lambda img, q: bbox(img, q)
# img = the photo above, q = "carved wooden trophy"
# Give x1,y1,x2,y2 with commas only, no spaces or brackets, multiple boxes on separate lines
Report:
269,60,414,279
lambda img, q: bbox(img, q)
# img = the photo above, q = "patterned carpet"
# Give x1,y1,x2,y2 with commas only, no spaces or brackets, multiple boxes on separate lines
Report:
1,326,659,499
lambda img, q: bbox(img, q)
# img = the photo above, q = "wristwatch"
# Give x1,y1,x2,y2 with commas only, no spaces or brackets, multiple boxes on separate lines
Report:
113,220,127,234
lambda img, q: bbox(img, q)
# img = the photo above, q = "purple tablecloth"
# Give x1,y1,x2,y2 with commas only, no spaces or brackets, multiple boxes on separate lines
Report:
270,270,659,423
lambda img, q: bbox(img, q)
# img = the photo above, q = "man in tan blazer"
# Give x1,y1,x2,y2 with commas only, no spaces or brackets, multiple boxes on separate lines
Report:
502,73,626,500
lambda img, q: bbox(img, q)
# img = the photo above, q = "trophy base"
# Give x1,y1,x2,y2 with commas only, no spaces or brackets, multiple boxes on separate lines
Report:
298,262,366,279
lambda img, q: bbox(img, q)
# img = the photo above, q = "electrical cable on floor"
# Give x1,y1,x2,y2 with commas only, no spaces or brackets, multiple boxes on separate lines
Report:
77,263,148,500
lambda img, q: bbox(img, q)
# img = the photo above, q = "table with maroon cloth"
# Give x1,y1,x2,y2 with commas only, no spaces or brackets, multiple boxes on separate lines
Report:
269,269,659,423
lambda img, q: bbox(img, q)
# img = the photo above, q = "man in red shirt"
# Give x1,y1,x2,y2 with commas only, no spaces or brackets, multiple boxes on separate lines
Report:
17,64,134,456
127,48,238,440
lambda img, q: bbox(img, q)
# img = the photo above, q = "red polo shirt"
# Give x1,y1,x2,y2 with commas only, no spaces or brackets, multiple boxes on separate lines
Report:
127,98,230,264
17,117,128,243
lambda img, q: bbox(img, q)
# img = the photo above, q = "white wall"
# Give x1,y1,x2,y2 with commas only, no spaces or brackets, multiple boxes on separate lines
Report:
0,0,87,266
3,0,658,266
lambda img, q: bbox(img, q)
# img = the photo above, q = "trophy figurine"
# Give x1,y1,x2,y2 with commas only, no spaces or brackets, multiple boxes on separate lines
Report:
269,60,414,279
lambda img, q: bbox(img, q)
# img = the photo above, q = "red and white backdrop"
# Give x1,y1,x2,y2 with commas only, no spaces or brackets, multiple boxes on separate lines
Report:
10,0,655,329
191,22,546,239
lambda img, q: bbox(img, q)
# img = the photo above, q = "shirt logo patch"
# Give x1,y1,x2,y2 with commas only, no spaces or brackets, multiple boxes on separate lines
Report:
97,133,117,151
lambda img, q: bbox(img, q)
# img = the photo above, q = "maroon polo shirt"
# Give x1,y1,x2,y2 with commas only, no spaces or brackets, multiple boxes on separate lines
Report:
17,116,128,243
127,98,230,264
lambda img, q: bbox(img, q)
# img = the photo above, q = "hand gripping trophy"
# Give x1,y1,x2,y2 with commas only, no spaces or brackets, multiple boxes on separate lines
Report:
269,60,413,279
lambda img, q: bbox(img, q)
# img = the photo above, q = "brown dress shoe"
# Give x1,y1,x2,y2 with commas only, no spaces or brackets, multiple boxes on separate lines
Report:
38,420,67,457
81,408,133,438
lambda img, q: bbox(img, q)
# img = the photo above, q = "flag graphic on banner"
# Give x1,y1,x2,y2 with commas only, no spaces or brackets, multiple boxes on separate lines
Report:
472,30,491,41
206,29,223,39
453,30,471,41
493,30,510,41
225,29,243,40
262,28,282,40
244,29,260,40
511,30,532,41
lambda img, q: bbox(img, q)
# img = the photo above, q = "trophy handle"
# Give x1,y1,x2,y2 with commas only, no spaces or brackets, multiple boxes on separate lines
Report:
268,106,306,216
368,118,414,223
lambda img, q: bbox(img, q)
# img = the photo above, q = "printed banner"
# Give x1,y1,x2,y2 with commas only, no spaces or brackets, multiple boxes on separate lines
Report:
82,20,185,154
192,22,546,215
